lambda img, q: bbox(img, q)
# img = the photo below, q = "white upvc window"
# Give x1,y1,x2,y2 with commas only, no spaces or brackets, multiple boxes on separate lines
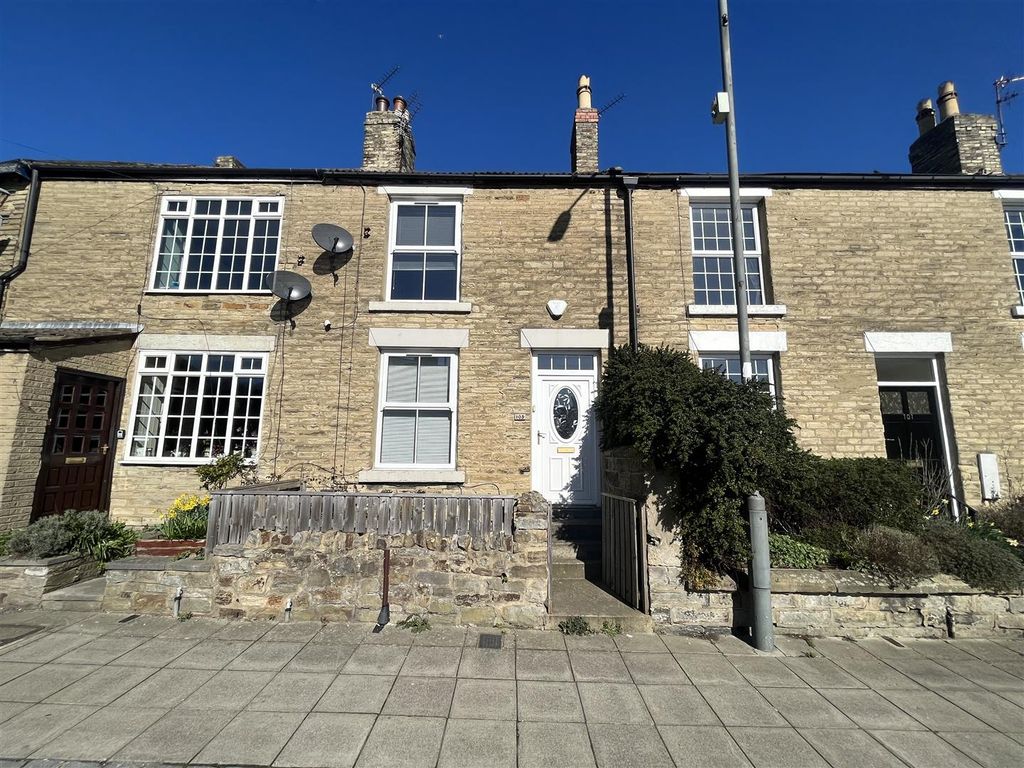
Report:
125,351,267,463
386,200,462,302
150,196,283,292
690,203,765,306
375,351,458,469
1004,206,1024,305
699,353,777,396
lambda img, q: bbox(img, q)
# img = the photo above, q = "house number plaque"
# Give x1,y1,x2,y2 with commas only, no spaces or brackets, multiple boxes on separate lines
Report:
512,414,527,421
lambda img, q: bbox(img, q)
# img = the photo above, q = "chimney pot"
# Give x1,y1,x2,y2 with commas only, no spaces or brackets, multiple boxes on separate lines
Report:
577,75,592,109
393,95,407,114
915,98,936,136
937,81,960,121
375,95,390,112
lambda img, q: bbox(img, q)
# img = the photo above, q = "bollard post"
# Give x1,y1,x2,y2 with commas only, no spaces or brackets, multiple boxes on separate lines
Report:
747,492,774,652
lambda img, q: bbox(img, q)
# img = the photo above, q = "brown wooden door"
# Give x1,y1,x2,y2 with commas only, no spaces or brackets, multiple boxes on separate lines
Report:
32,370,124,520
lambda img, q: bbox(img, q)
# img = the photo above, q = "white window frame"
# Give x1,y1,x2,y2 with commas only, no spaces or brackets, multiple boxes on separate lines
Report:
1002,205,1024,314
689,201,768,308
383,196,464,305
698,352,778,396
122,349,268,465
373,349,459,471
148,196,284,294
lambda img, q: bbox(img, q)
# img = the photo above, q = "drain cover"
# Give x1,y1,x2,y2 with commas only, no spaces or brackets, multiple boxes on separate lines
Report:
478,633,502,650
0,625,42,646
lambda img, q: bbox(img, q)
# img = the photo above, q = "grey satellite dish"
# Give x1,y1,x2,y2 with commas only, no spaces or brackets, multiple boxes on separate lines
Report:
270,270,312,302
312,223,354,253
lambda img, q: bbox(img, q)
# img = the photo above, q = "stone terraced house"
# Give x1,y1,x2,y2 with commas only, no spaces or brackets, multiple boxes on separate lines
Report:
0,78,1022,534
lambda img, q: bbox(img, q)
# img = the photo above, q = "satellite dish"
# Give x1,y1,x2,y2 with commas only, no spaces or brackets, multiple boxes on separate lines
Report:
312,223,354,254
270,270,312,302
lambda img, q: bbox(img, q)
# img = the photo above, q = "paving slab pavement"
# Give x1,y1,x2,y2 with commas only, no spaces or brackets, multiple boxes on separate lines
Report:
0,608,1022,767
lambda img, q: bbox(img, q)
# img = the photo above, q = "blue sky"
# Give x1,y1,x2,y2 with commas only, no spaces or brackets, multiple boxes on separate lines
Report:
1,0,1021,174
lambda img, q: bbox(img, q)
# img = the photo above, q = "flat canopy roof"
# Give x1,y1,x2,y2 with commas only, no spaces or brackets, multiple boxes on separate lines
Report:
0,321,140,349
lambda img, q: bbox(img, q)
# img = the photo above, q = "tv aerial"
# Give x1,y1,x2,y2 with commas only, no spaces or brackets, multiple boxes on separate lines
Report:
270,270,312,302
995,74,1024,150
599,93,627,116
312,224,354,254
371,65,401,99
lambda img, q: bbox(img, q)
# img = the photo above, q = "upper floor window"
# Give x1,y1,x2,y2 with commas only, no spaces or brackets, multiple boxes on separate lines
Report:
388,201,461,301
376,351,458,468
151,197,283,292
126,351,266,462
691,203,765,306
1005,206,1024,304
700,354,777,397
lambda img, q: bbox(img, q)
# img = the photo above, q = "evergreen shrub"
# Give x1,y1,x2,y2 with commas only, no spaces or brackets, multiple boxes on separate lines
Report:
923,522,1024,592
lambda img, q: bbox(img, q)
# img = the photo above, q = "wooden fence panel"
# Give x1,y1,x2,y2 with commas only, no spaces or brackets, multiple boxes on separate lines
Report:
601,493,649,614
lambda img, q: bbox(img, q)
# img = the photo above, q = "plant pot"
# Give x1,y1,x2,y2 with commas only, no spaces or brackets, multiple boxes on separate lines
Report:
134,539,206,557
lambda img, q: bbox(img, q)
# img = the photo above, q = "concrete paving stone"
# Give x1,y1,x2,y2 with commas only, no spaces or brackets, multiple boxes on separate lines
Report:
516,649,573,681
54,636,146,665
757,686,856,729
856,637,924,659
354,715,445,768
568,651,631,683
315,674,395,714
796,728,907,768
102,615,179,637
342,645,409,676
660,635,721,655
155,618,228,641
399,645,462,677
449,678,516,720
938,659,1024,692
0,662,39,687
657,725,753,767
44,665,155,706
673,654,748,686
992,661,1024,680
514,629,565,650
780,657,868,688
516,681,584,722
58,614,126,635
870,729,985,768
0,759,25,768
0,664,97,703
210,619,275,641
699,685,788,727
113,638,198,667
884,657,983,690
995,688,1024,709
991,639,1024,657
313,622,375,644
457,648,514,679
261,621,322,643
0,700,32,725
112,667,216,709
273,712,375,768
382,675,455,717
0,633,92,663
613,633,667,653
880,688,994,731
904,639,983,663
939,731,1024,768
30,707,165,761
956,640,1024,664
588,723,674,768
621,652,690,685
712,634,759,655
771,636,814,657
578,681,652,724
806,638,876,661
436,718,516,768
564,634,616,652
178,669,277,710
933,689,1024,735
166,639,252,670
360,626,414,646
829,657,923,689
728,657,807,687
413,626,467,647
284,642,356,673
638,684,720,726
0,704,96,758
464,629,515,650
517,722,595,768
728,726,830,767
193,709,304,766
246,672,335,712
225,641,304,671
817,688,928,731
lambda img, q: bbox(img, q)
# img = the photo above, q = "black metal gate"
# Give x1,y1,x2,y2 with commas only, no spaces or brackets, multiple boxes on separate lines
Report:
601,493,649,613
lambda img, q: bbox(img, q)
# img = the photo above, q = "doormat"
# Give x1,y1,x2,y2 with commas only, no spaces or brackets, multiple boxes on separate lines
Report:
0,625,42,646
478,633,503,650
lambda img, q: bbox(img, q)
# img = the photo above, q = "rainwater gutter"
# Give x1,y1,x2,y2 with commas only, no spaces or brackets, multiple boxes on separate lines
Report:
0,165,40,314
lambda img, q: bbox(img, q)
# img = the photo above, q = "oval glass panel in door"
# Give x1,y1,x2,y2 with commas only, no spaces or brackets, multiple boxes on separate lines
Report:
553,387,579,440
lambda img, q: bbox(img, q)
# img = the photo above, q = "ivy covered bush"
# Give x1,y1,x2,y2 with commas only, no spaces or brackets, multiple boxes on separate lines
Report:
768,534,829,569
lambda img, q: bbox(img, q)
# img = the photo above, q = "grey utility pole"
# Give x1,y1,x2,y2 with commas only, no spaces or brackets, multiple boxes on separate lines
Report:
714,0,774,653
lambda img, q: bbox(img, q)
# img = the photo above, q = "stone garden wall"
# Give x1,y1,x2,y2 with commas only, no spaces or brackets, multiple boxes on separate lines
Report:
0,554,101,608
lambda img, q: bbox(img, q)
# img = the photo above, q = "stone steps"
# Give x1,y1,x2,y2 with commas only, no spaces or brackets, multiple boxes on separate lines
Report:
40,576,105,612
547,575,652,632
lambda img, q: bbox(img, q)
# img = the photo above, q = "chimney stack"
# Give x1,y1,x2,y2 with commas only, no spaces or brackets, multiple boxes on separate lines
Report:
909,80,1002,175
214,155,245,169
571,75,599,173
362,94,416,172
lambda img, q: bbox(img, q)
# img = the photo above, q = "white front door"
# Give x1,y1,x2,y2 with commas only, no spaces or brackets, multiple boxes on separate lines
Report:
531,352,600,506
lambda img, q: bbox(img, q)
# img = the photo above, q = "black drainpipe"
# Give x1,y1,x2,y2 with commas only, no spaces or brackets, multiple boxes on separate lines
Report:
621,174,640,352
0,165,41,314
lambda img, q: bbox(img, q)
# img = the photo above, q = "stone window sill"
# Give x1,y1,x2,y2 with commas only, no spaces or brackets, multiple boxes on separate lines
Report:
368,300,472,314
1012,305,1024,318
357,469,466,484
687,304,787,317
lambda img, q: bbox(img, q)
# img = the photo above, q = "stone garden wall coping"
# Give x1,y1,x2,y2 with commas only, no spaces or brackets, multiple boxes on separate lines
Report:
0,552,88,568
695,568,1009,597
106,555,210,573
